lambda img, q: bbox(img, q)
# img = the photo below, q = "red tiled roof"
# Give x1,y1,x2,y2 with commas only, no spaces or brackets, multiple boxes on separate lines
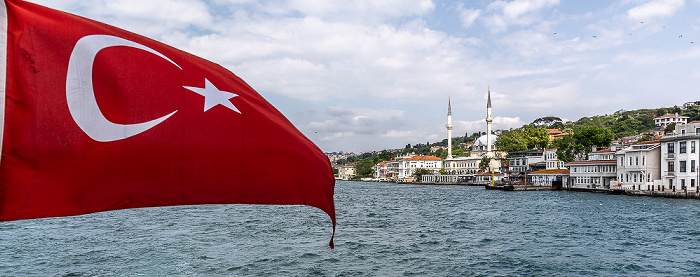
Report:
634,140,660,145
403,155,443,161
529,169,570,174
654,114,689,119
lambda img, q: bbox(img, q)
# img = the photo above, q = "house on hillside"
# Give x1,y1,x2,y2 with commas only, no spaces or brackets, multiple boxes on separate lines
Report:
654,113,688,127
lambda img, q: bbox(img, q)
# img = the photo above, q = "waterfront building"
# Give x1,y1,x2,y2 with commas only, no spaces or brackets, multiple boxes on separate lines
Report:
474,172,505,184
372,161,390,180
507,149,544,174
654,113,688,127
397,155,443,181
614,140,661,191
527,169,570,187
338,162,357,180
660,121,700,191
565,148,617,190
443,156,482,175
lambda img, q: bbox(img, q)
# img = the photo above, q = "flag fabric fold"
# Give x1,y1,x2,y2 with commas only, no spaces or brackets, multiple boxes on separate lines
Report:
0,0,335,248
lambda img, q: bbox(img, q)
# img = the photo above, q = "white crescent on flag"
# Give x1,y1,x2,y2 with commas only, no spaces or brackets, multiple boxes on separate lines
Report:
65,34,180,142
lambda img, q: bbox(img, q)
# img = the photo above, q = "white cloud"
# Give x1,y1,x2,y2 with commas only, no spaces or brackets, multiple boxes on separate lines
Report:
628,0,685,20
484,0,560,32
458,5,481,28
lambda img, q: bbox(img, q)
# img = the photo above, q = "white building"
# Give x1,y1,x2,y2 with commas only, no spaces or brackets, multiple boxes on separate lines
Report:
528,169,570,187
660,121,700,191
508,150,544,174
397,155,443,181
443,156,482,175
372,161,390,180
614,140,661,191
566,148,617,190
545,149,566,170
654,113,688,127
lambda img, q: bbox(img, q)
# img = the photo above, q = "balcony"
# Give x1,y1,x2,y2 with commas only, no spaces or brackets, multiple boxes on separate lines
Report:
665,171,675,177
666,153,675,159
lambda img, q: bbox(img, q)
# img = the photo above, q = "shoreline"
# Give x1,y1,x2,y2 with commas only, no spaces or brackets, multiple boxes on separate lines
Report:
338,179,700,199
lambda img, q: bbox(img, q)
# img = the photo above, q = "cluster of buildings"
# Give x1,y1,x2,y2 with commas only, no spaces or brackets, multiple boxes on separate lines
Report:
336,89,700,193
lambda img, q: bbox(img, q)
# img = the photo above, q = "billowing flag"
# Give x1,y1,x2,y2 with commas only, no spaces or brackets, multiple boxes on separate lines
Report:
0,0,335,247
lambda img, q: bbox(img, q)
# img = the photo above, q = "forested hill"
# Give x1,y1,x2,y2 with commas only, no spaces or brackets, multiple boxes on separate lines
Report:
560,105,698,138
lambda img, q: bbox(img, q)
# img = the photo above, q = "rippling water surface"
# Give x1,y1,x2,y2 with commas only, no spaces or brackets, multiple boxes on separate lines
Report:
2,181,700,276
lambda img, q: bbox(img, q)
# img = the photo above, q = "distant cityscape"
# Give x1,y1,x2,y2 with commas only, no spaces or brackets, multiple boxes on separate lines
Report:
328,91,700,196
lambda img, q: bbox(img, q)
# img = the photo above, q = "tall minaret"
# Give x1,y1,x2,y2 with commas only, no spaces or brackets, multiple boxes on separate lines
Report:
486,87,493,157
446,97,453,159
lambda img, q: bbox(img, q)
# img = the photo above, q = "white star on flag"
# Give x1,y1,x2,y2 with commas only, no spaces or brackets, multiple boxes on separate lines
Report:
184,78,241,113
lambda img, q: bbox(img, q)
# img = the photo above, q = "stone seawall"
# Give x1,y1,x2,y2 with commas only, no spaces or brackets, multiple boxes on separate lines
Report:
625,190,700,199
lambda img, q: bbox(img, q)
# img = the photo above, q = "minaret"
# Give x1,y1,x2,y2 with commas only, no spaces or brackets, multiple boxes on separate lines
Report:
446,97,453,159
486,87,493,157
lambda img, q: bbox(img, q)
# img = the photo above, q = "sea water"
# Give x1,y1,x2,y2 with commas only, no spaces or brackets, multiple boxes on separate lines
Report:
1,181,699,276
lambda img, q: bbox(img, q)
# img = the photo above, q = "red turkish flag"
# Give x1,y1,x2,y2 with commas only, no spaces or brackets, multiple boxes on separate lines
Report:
0,0,335,247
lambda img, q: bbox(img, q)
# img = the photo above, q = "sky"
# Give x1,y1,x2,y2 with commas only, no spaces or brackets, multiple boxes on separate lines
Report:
27,0,700,153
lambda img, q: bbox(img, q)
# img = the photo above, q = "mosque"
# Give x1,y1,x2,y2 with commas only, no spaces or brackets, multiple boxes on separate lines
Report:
442,87,505,176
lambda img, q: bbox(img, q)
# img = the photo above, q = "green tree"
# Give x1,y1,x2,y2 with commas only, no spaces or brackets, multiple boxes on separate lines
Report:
682,105,700,122
666,122,676,134
494,129,528,152
439,168,447,175
413,168,432,180
523,125,550,150
553,134,583,163
611,118,643,138
452,148,465,157
574,125,614,150
354,158,374,177
479,156,491,172
378,150,393,162
532,116,562,127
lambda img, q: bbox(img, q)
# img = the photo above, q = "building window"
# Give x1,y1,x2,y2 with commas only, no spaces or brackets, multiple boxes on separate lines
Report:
681,161,687,172
693,160,696,172
668,161,675,172
680,141,687,153
635,156,639,165
642,156,645,165
681,179,686,189
648,173,652,181
629,157,633,166
693,179,696,187
693,141,696,153
668,142,675,153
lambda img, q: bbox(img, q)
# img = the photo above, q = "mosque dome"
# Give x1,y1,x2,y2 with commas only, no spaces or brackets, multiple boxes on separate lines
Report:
473,134,498,147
